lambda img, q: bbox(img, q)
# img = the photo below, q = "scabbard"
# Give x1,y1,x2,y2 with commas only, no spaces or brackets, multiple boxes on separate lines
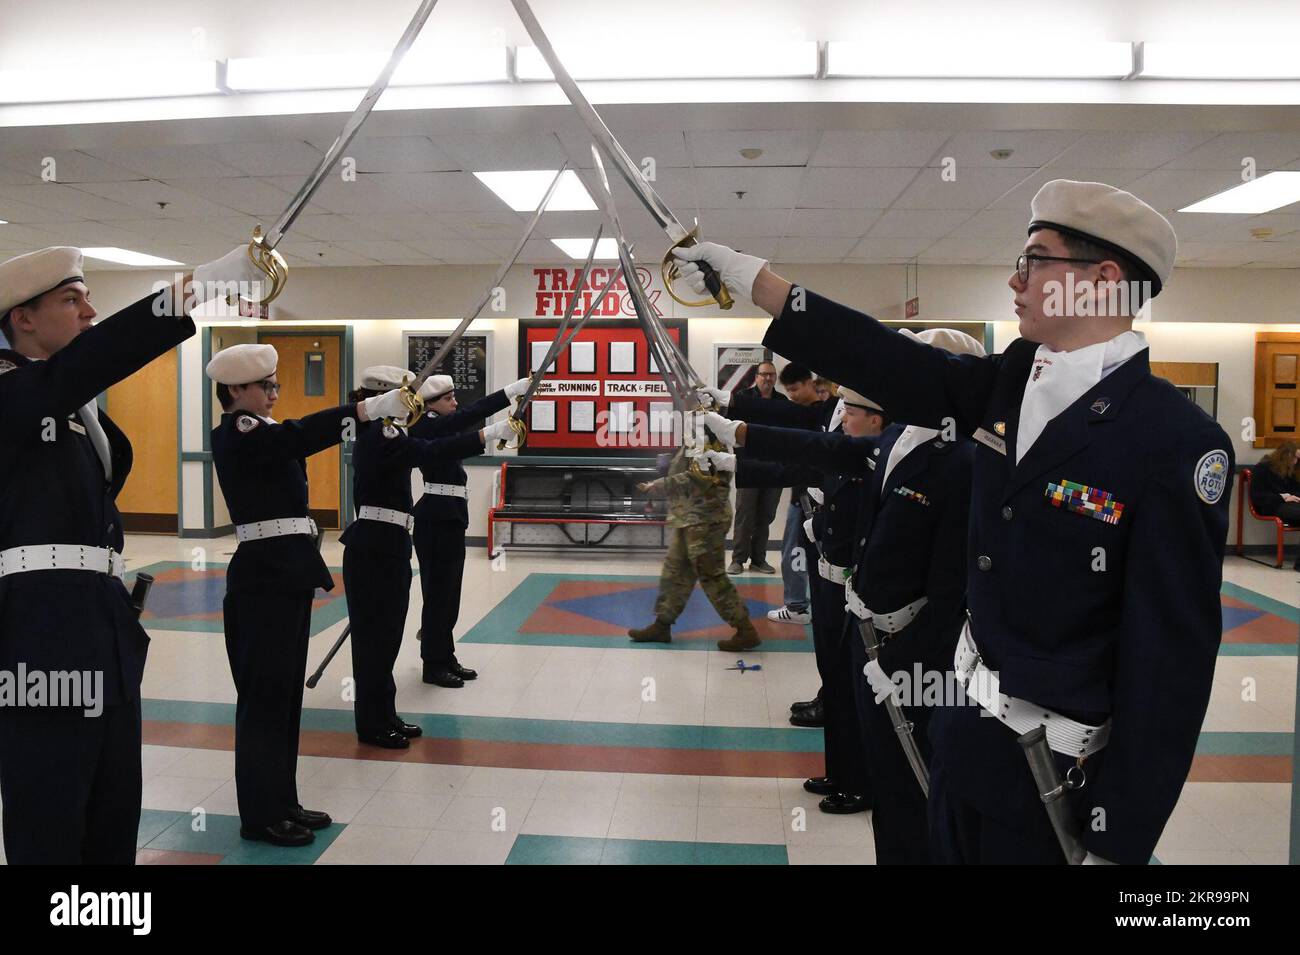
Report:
1018,725,1087,864
855,614,930,798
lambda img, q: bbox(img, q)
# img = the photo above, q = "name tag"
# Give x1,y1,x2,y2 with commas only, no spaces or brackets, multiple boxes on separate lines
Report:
973,427,1006,456
68,420,87,436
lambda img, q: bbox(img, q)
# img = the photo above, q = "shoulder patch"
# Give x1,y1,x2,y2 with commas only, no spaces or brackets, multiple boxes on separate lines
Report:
236,414,260,433
1194,449,1229,505
0,359,15,375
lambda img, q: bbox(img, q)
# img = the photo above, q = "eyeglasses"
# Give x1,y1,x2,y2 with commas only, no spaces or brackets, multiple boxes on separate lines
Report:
755,371,776,378
1015,253,1102,283
253,380,281,395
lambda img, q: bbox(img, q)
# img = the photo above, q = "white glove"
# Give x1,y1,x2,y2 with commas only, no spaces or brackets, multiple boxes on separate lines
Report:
701,449,736,472
844,581,869,620
702,411,740,449
481,419,515,444
361,388,416,422
696,386,731,410
802,517,816,541
671,242,768,302
1082,852,1116,865
807,487,825,505
192,245,269,304
863,659,900,705
504,377,531,400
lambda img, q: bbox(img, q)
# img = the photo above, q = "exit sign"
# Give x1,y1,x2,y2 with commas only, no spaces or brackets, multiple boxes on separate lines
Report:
905,297,919,318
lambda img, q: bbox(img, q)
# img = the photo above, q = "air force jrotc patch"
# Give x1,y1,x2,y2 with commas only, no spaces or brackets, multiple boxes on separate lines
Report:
1194,450,1229,505
236,414,260,433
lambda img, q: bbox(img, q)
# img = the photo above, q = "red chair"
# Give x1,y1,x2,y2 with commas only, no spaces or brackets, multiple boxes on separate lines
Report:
1235,468,1300,567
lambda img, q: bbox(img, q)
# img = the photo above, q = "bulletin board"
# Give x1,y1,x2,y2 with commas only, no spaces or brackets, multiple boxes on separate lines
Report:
403,332,491,406
517,319,688,456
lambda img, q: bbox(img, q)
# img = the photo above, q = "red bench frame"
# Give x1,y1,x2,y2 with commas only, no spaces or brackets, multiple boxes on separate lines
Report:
486,462,667,553
1235,467,1300,568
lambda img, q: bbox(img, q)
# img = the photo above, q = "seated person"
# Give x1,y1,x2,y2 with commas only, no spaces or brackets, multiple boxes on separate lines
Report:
1250,440,1300,568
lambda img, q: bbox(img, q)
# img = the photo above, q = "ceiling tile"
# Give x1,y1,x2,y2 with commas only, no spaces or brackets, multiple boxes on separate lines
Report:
685,130,821,167
0,149,141,184
403,238,502,263
809,131,950,168
559,130,690,170
166,177,294,217
1167,211,1247,239
919,236,1020,264
0,183,140,221
928,130,1083,169
775,236,859,262
326,136,461,174
329,239,433,263
987,167,1147,211
697,207,793,237
1048,132,1218,171
868,209,975,237
891,166,1030,210
1162,132,1300,172
291,213,393,243
76,180,240,218
845,236,933,260
1199,212,1300,243
208,141,325,177
1123,169,1245,213
784,208,882,237
796,167,917,209
436,134,569,172
265,171,503,214
725,237,779,260
691,166,804,209
274,240,379,267
79,145,245,180
533,210,607,238
946,208,1031,239
429,210,528,239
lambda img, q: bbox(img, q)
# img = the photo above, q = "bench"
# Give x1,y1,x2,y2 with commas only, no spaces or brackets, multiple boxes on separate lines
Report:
487,462,668,552
1235,467,1300,567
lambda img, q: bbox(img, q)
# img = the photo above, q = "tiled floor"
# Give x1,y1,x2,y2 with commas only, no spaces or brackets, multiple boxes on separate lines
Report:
5,533,1293,865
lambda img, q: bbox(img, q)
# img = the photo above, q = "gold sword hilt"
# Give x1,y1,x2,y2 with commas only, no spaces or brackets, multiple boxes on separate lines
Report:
495,412,528,452
687,438,728,485
245,225,290,305
392,375,425,428
662,227,734,311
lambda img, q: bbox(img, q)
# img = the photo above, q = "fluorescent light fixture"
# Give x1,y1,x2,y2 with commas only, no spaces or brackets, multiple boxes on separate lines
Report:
1142,42,1300,79
0,218,7,225
551,238,620,260
1180,172,1300,214
826,40,1134,78
473,170,596,211
0,60,220,104
517,40,816,81
225,46,507,92
82,247,184,267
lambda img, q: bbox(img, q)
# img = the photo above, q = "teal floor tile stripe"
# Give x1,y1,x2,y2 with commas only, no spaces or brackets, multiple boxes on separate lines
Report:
142,809,342,864
1219,643,1297,657
507,834,788,865
1194,731,1293,756
462,572,811,652
142,698,824,753
1221,580,1300,624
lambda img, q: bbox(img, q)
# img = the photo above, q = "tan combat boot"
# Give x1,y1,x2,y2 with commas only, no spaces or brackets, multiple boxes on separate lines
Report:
629,620,672,643
717,618,761,652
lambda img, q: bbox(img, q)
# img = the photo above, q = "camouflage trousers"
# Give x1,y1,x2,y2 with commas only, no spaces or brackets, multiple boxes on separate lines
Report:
654,521,748,627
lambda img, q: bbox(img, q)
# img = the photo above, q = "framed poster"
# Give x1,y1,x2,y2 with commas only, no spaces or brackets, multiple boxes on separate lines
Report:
609,340,636,374
606,400,635,434
404,330,492,406
569,340,596,374
569,400,596,433
531,340,556,374
530,400,557,433
713,343,772,395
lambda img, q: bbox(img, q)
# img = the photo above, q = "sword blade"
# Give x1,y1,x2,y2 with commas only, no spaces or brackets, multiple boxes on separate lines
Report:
412,160,569,387
262,0,443,250
510,0,689,244
856,615,931,798
513,226,604,416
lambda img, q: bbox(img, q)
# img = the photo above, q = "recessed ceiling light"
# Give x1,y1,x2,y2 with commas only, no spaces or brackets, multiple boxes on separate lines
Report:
473,170,596,212
550,238,620,260
0,218,7,225
1180,172,1300,214
82,247,183,267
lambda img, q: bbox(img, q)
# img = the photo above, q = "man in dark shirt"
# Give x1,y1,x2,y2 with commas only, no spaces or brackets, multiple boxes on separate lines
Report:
727,361,785,575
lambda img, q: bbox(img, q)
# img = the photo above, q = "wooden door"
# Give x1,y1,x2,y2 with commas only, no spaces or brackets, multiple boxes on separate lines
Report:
106,346,178,533
1254,334,1300,448
261,333,342,528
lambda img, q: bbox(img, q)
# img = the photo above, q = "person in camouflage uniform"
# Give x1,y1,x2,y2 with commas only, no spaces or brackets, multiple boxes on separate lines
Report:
631,446,760,651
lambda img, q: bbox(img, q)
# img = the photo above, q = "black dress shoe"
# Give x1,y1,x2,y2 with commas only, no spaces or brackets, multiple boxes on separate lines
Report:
449,659,477,681
240,820,314,847
819,793,871,814
789,701,825,727
393,721,423,738
358,729,410,749
290,805,333,830
422,665,465,688
803,776,837,796
790,698,819,713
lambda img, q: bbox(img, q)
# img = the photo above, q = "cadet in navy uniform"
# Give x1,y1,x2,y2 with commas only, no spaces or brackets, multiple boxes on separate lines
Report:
409,373,529,688
0,244,258,863
342,366,514,748
207,343,415,847
701,390,887,817
676,180,1233,865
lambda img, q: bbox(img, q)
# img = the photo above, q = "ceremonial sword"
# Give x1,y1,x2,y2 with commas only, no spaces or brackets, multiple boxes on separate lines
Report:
509,0,733,312
397,160,571,431
244,0,445,303
1018,726,1087,864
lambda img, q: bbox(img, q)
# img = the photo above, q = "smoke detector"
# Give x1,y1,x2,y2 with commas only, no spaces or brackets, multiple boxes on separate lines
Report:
989,148,1014,160
739,147,764,160
1251,227,1274,239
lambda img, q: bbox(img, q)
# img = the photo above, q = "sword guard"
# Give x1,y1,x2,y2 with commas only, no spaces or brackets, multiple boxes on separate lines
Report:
496,415,527,452
662,229,734,311
393,376,426,428
246,225,289,305
687,437,728,485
